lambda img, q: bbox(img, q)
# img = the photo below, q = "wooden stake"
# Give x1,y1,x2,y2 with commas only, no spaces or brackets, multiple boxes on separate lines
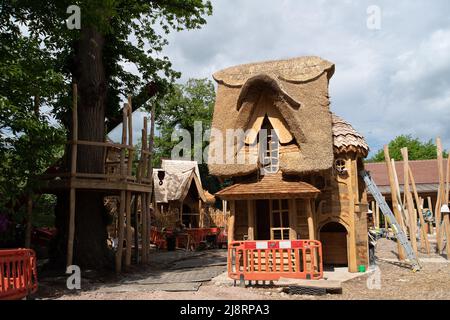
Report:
384,146,406,260
247,200,255,240
67,83,78,268
437,138,450,257
127,97,133,176
408,166,431,253
115,190,126,273
401,148,418,255
125,191,132,267
436,138,444,252
375,203,380,229
427,196,434,234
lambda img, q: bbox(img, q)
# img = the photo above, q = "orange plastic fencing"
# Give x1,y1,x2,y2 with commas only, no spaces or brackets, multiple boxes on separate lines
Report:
0,248,38,300
228,240,323,282
150,227,166,249
185,228,221,249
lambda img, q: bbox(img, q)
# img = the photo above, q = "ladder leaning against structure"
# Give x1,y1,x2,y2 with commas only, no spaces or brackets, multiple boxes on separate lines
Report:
360,170,421,271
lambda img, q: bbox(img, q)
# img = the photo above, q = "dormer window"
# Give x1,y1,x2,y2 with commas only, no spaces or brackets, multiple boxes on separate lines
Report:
258,116,279,174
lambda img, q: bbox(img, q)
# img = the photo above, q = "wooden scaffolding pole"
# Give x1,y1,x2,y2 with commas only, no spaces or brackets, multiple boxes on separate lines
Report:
436,138,444,252
436,138,450,257
67,83,78,268
384,146,406,260
115,104,128,272
408,165,431,253
427,196,434,234
401,148,418,255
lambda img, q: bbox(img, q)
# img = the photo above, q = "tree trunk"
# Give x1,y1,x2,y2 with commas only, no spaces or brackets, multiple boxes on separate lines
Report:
51,27,111,270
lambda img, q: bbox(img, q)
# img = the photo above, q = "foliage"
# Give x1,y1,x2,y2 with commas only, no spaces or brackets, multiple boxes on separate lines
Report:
368,135,448,162
153,78,215,165
0,30,66,233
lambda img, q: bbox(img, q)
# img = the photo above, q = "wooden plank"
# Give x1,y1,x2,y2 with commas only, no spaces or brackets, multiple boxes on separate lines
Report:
133,194,140,264
384,146,406,260
408,165,430,253
115,190,126,273
401,148,418,255
375,202,380,229
141,193,148,264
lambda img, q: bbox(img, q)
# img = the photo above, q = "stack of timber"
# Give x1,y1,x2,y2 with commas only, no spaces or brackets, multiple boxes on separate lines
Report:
379,138,450,262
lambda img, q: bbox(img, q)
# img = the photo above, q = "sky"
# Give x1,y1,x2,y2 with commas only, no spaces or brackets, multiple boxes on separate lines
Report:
110,0,450,157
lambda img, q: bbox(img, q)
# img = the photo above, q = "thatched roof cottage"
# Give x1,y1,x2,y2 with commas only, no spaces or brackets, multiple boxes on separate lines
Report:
209,56,370,272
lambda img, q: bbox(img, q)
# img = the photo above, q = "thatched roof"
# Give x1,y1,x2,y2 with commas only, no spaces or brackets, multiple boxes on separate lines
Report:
153,160,205,203
331,114,369,156
208,56,335,178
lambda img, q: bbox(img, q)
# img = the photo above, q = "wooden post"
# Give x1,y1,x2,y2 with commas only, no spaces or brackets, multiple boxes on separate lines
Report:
120,104,128,180
127,97,133,177
125,191,132,267
199,199,204,228
384,146,406,260
133,194,140,264
408,165,431,253
375,203,380,229
115,190,126,273
436,138,450,257
25,195,33,248
141,193,147,264
306,199,315,240
67,83,78,268
427,196,434,234
401,148,418,255
289,199,298,240
247,200,255,240
436,138,444,252
228,200,235,243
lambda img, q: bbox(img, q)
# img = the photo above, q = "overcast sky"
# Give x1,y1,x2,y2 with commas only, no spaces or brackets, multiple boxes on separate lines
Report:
110,0,450,157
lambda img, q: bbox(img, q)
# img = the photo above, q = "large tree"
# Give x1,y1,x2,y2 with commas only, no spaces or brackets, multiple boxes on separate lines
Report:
1,0,212,269
152,78,221,193
368,134,448,162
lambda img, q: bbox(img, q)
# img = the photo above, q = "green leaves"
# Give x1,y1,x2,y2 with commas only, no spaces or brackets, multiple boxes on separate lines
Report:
368,134,448,162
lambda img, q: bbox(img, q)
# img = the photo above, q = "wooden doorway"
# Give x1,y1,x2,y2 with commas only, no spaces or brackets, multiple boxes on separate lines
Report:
320,222,348,267
256,200,270,240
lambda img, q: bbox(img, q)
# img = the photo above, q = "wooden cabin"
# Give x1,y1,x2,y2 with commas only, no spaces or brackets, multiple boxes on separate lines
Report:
209,56,370,272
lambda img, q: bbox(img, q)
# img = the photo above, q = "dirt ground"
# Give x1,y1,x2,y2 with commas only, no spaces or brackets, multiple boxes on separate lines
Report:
37,236,450,300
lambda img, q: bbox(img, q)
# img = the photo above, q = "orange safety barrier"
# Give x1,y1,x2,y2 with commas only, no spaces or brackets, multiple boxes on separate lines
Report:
0,248,38,300
150,227,166,249
185,228,221,249
228,240,323,283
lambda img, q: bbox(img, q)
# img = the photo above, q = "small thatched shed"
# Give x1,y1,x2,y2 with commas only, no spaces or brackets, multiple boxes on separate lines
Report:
210,56,371,272
152,160,206,229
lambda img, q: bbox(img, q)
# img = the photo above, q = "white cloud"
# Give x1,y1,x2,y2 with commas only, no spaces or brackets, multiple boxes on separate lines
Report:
120,0,450,155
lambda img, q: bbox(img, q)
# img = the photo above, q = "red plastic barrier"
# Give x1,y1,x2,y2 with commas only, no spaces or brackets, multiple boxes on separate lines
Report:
228,240,323,282
185,228,221,249
0,248,38,300
150,227,166,249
